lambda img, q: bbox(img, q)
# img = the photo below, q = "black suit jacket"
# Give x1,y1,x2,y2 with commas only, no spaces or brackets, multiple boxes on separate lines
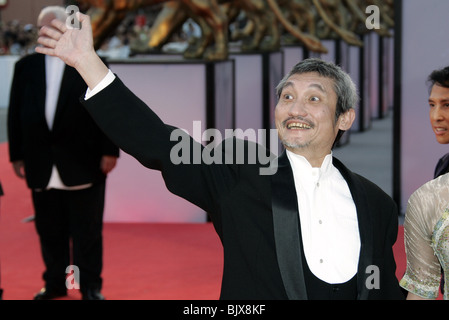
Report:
434,152,449,178
7,54,119,189
82,76,404,300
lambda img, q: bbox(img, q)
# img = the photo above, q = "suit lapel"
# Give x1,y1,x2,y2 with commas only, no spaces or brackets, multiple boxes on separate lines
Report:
271,151,308,300
333,157,373,300
435,153,449,178
36,55,47,122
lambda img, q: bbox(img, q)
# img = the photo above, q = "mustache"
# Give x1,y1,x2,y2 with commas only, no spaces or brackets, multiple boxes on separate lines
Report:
282,117,314,128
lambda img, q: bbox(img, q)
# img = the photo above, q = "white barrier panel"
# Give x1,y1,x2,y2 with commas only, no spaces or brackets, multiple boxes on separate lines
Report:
105,57,235,222
230,50,283,144
0,55,20,108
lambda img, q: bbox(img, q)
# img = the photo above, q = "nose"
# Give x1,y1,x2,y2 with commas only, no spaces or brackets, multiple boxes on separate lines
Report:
430,106,444,122
288,100,308,117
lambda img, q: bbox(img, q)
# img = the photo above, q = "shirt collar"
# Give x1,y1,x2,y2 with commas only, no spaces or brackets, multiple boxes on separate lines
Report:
286,150,334,179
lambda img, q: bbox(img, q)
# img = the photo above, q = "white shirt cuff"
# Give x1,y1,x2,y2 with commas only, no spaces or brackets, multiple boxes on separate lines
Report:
84,69,116,100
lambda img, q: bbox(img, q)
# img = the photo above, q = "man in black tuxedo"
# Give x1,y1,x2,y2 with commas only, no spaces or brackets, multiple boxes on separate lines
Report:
427,66,449,178
8,7,119,300
36,13,404,300
426,66,449,297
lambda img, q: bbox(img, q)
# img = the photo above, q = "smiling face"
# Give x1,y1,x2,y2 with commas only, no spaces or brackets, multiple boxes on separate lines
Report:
275,72,354,166
429,84,449,144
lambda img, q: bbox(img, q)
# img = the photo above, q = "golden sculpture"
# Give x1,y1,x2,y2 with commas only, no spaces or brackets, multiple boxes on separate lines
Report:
277,0,317,41
77,0,228,60
76,0,394,60
145,0,328,56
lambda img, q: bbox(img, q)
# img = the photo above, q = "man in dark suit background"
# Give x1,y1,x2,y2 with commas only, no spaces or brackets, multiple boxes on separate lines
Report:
427,66,449,178
426,66,449,296
8,7,119,300
36,13,404,300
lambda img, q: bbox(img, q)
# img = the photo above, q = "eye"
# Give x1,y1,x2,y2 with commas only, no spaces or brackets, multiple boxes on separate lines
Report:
310,96,320,102
283,93,294,100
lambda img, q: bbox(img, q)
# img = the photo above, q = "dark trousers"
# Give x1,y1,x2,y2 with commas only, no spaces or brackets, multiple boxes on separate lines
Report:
32,182,105,294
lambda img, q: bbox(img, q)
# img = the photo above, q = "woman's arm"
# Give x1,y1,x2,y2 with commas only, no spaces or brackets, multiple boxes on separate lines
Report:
406,292,431,300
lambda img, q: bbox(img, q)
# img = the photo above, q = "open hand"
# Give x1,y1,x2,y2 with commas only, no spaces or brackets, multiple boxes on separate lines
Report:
100,156,118,175
12,160,25,179
35,11,109,89
36,12,95,69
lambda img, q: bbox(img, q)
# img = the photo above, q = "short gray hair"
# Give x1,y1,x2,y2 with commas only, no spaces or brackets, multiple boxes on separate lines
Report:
37,6,68,25
276,58,359,121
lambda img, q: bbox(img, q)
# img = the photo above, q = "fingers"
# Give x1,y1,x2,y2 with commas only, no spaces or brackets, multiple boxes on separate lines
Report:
36,35,58,49
51,18,68,34
39,24,63,41
35,27,59,55
35,45,55,56
37,17,68,43
35,23,64,54
76,12,90,25
76,12,93,35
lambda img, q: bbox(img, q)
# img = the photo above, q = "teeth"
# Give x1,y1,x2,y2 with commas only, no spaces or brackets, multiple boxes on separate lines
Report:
287,123,311,129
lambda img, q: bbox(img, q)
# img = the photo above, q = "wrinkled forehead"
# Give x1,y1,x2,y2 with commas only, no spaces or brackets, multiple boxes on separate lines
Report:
282,72,336,94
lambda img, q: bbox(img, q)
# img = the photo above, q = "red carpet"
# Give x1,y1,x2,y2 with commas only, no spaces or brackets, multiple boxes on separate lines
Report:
0,142,223,300
0,142,426,300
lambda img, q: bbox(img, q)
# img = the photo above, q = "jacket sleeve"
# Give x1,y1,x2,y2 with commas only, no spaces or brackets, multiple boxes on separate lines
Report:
98,129,120,157
81,76,234,217
96,59,120,158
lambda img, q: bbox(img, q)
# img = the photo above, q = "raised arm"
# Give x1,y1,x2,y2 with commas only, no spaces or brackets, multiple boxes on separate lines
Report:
36,12,108,90
35,11,231,219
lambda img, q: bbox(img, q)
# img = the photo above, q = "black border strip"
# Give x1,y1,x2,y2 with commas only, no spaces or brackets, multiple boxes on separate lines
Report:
393,0,403,211
205,62,216,130
359,34,366,132
378,35,384,119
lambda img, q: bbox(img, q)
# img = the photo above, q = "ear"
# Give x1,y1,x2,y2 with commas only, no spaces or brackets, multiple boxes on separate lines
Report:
338,109,355,131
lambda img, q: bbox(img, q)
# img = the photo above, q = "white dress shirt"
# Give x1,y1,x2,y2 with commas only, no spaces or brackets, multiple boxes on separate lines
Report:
85,69,116,100
45,55,65,130
287,150,360,284
43,55,92,191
